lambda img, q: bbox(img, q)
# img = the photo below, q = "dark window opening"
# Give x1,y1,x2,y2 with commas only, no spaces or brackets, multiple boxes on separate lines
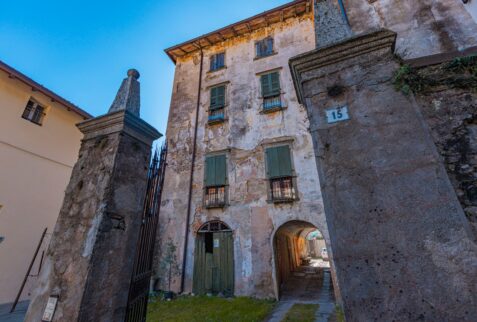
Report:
270,177,295,201
256,38,274,58
22,100,46,125
205,186,226,207
205,233,214,254
210,53,225,71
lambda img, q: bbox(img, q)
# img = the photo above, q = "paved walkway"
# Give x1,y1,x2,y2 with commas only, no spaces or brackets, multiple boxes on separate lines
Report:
266,265,336,322
0,301,29,322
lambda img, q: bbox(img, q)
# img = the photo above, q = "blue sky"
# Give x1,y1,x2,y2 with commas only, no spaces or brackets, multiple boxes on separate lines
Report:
0,0,291,136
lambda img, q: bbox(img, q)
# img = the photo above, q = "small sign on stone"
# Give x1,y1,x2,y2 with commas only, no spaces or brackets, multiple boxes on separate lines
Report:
41,296,59,322
326,106,350,124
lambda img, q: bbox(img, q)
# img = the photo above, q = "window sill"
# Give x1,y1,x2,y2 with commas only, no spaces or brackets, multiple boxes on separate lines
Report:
205,204,227,209
254,52,278,61
207,118,227,126
22,116,43,126
261,106,287,114
268,198,298,204
207,66,227,74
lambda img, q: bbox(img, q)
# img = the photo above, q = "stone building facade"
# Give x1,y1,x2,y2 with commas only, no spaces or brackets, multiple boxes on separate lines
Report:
155,0,477,300
155,1,327,299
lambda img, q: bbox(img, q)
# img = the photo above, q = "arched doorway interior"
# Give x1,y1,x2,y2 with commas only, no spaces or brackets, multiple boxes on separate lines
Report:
274,220,334,302
192,221,234,296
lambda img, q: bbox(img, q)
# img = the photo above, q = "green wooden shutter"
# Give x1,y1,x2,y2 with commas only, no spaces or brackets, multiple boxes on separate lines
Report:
210,86,225,110
215,154,226,186
205,155,226,186
261,74,271,98
261,72,280,98
270,72,280,96
266,146,280,178
205,156,216,187
277,145,292,177
266,146,292,178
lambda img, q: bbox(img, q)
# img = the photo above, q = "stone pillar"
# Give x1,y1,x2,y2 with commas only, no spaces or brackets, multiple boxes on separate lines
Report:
290,29,477,321
25,70,161,322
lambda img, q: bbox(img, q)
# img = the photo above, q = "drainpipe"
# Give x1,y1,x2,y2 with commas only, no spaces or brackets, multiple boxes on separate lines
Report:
181,45,204,293
337,0,350,26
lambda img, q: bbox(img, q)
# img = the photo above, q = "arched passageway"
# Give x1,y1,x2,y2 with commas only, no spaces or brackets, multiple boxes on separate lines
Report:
274,221,334,303
192,221,234,296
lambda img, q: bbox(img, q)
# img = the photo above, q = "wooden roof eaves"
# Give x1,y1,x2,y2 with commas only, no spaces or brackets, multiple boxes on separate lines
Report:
164,0,311,64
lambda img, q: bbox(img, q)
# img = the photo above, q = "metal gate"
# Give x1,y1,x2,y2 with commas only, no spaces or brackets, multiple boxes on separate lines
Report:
125,144,167,322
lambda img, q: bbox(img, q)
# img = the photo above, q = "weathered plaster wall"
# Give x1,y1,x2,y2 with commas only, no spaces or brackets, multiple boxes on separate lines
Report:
343,0,477,59
156,14,333,299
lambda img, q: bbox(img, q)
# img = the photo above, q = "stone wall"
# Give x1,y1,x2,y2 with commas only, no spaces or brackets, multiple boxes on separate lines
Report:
343,0,477,59
154,13,335,299
399,54,477,235
290,29,477,321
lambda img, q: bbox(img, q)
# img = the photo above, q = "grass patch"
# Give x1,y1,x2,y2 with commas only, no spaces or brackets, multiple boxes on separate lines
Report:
282,303,319,322
146,295,276,322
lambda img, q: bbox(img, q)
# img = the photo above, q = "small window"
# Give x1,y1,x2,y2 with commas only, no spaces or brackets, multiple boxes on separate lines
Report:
265,145,296,202
256,38,274,58
209,85,226,124
22,99,46,125
260,72,282,111
210,53,225,71
205,154,227,208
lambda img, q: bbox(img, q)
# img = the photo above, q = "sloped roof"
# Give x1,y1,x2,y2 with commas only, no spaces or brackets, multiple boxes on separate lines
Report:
165,0,313,63
0,60,92,120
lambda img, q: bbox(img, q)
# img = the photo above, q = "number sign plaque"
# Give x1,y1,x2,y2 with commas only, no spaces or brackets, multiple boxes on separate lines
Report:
326,106,350,124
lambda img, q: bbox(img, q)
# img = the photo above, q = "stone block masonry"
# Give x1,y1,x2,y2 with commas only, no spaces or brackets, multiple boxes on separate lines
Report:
398,53,477,237
290,29,477,321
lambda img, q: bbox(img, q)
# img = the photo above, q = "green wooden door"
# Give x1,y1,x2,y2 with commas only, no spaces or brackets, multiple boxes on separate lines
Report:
193,234,206,295
212,232,234,296
193,232,234,296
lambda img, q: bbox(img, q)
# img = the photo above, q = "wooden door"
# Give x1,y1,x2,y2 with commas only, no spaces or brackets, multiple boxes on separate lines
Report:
212,231,234,296
193,232,234,296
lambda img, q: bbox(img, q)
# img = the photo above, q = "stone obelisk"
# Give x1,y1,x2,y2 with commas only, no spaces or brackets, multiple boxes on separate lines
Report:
25,69,162,321
290,1,477,321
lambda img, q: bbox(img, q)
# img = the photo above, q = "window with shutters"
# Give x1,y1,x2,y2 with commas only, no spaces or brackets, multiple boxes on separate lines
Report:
209,85,226,124
255,37,274,58
210,52,225,72
260,72,282,111
204,154,227,208
22,99,46,125
265,145,296,202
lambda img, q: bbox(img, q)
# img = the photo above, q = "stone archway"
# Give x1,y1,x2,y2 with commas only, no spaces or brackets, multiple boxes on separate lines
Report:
273,220,334,303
